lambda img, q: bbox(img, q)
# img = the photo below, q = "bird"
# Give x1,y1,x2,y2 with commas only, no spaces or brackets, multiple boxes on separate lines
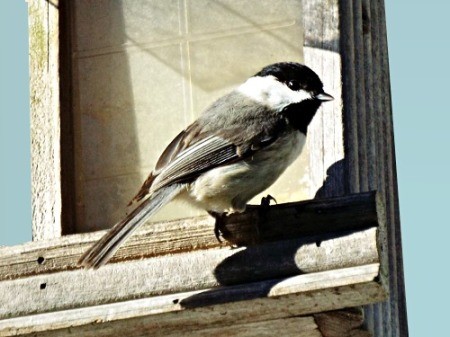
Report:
78,62,333,269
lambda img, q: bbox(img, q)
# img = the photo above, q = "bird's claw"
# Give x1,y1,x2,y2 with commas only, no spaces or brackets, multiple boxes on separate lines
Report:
208,211,225,243
260,194,277,208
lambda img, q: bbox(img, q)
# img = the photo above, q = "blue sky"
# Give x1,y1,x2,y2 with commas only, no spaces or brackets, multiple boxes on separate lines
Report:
386,1,450,335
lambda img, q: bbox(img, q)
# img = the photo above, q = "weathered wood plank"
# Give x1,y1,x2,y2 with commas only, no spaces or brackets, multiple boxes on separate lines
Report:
339,0,359,194
0,264,384,337
58,0,77,235
162,317,321,337
374,2,408,335
0,191,381,281
367,1,389,334
314,307,371,337
302,0,345,198
0,227,379,319
358,0,376,332
28,0,63,241
5,316,323,337
352,0,369,193
338,1,409,336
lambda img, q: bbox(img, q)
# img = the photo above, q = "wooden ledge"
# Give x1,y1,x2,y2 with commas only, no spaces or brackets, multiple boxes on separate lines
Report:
0,191,382,280
1,265,383,337
0,192,386,336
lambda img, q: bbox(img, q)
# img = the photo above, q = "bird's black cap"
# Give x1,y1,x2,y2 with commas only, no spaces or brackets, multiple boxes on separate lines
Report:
255,62,325,95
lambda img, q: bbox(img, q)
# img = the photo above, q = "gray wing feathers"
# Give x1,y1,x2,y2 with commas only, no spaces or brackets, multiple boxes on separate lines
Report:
79,137,235,268
78,184,183,269
151,136,237,191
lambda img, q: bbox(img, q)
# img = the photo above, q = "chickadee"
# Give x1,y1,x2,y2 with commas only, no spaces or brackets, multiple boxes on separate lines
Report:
78,62,333,268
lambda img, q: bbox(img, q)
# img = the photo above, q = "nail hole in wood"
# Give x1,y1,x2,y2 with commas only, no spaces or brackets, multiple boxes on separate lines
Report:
40,283,47,290
37,256,45,265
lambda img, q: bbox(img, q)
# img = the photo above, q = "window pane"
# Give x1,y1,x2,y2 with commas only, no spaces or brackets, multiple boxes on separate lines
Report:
71,0,305,232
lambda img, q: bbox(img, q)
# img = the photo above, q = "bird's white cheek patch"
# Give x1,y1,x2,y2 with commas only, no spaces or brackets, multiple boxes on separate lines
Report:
237,76,312,110
292,88,313,102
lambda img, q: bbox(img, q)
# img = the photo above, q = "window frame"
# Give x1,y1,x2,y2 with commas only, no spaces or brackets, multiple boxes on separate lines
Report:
23,0,407,336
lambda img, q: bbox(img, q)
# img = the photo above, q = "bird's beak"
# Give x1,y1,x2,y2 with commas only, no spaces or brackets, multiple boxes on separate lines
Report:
315,92,334,102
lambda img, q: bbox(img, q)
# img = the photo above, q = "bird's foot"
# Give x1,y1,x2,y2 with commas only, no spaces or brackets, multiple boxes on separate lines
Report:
252,194,278,243
208,211,226,243
260,194,277,208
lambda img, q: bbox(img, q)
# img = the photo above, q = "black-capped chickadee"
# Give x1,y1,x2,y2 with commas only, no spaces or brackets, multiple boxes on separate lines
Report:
78,62,333,268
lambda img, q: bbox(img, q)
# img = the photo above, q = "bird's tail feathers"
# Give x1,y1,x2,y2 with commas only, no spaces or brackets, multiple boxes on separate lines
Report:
78,184,183,269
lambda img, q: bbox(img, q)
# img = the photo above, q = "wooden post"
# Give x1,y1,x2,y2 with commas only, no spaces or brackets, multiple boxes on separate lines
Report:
28,0,63,241
303,0,408,335
339,1,408,336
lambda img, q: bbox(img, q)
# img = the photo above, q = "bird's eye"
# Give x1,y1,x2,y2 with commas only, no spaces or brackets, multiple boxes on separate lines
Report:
287,80,301,91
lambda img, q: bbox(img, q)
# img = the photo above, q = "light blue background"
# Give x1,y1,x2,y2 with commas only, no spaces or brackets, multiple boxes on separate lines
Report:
1,1,448,335
0,1,31,245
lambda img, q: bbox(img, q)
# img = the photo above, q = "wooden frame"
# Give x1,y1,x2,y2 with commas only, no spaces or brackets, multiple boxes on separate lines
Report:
1,192,385,336
29,0,63,240
15,0,408,336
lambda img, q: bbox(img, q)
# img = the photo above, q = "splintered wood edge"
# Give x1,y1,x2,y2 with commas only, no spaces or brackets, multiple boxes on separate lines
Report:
0,264,384,337
314,307,372,337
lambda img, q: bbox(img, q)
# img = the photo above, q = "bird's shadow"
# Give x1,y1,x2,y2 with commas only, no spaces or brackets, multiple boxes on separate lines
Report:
180,159,351,308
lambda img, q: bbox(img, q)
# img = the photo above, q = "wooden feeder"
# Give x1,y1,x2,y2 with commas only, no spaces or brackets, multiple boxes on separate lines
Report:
0,1,407,336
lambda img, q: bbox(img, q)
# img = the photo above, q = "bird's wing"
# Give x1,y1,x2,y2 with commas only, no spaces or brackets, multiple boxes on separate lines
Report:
130,118,287,203
79,125,281,268
150,135,239,191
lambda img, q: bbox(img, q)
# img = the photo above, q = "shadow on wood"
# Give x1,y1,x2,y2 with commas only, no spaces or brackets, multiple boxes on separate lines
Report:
214,190,381,246
0,191,385,336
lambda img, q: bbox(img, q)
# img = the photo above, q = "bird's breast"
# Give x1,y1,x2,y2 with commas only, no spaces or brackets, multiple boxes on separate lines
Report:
187,130,306,213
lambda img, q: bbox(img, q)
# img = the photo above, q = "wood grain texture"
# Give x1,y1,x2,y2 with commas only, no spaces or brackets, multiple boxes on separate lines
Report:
0,193,383,336
314,307,372,337
0,226,379,320
158,317,322,337
338,1,409,336
0,264,384,337
354,0,374,332
0,192,381,281
301,0,407,335
302,0,345,198
361,0,379,332
378,1,408,335
28,0,63,241
58,0,77,235
339,0,360,194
